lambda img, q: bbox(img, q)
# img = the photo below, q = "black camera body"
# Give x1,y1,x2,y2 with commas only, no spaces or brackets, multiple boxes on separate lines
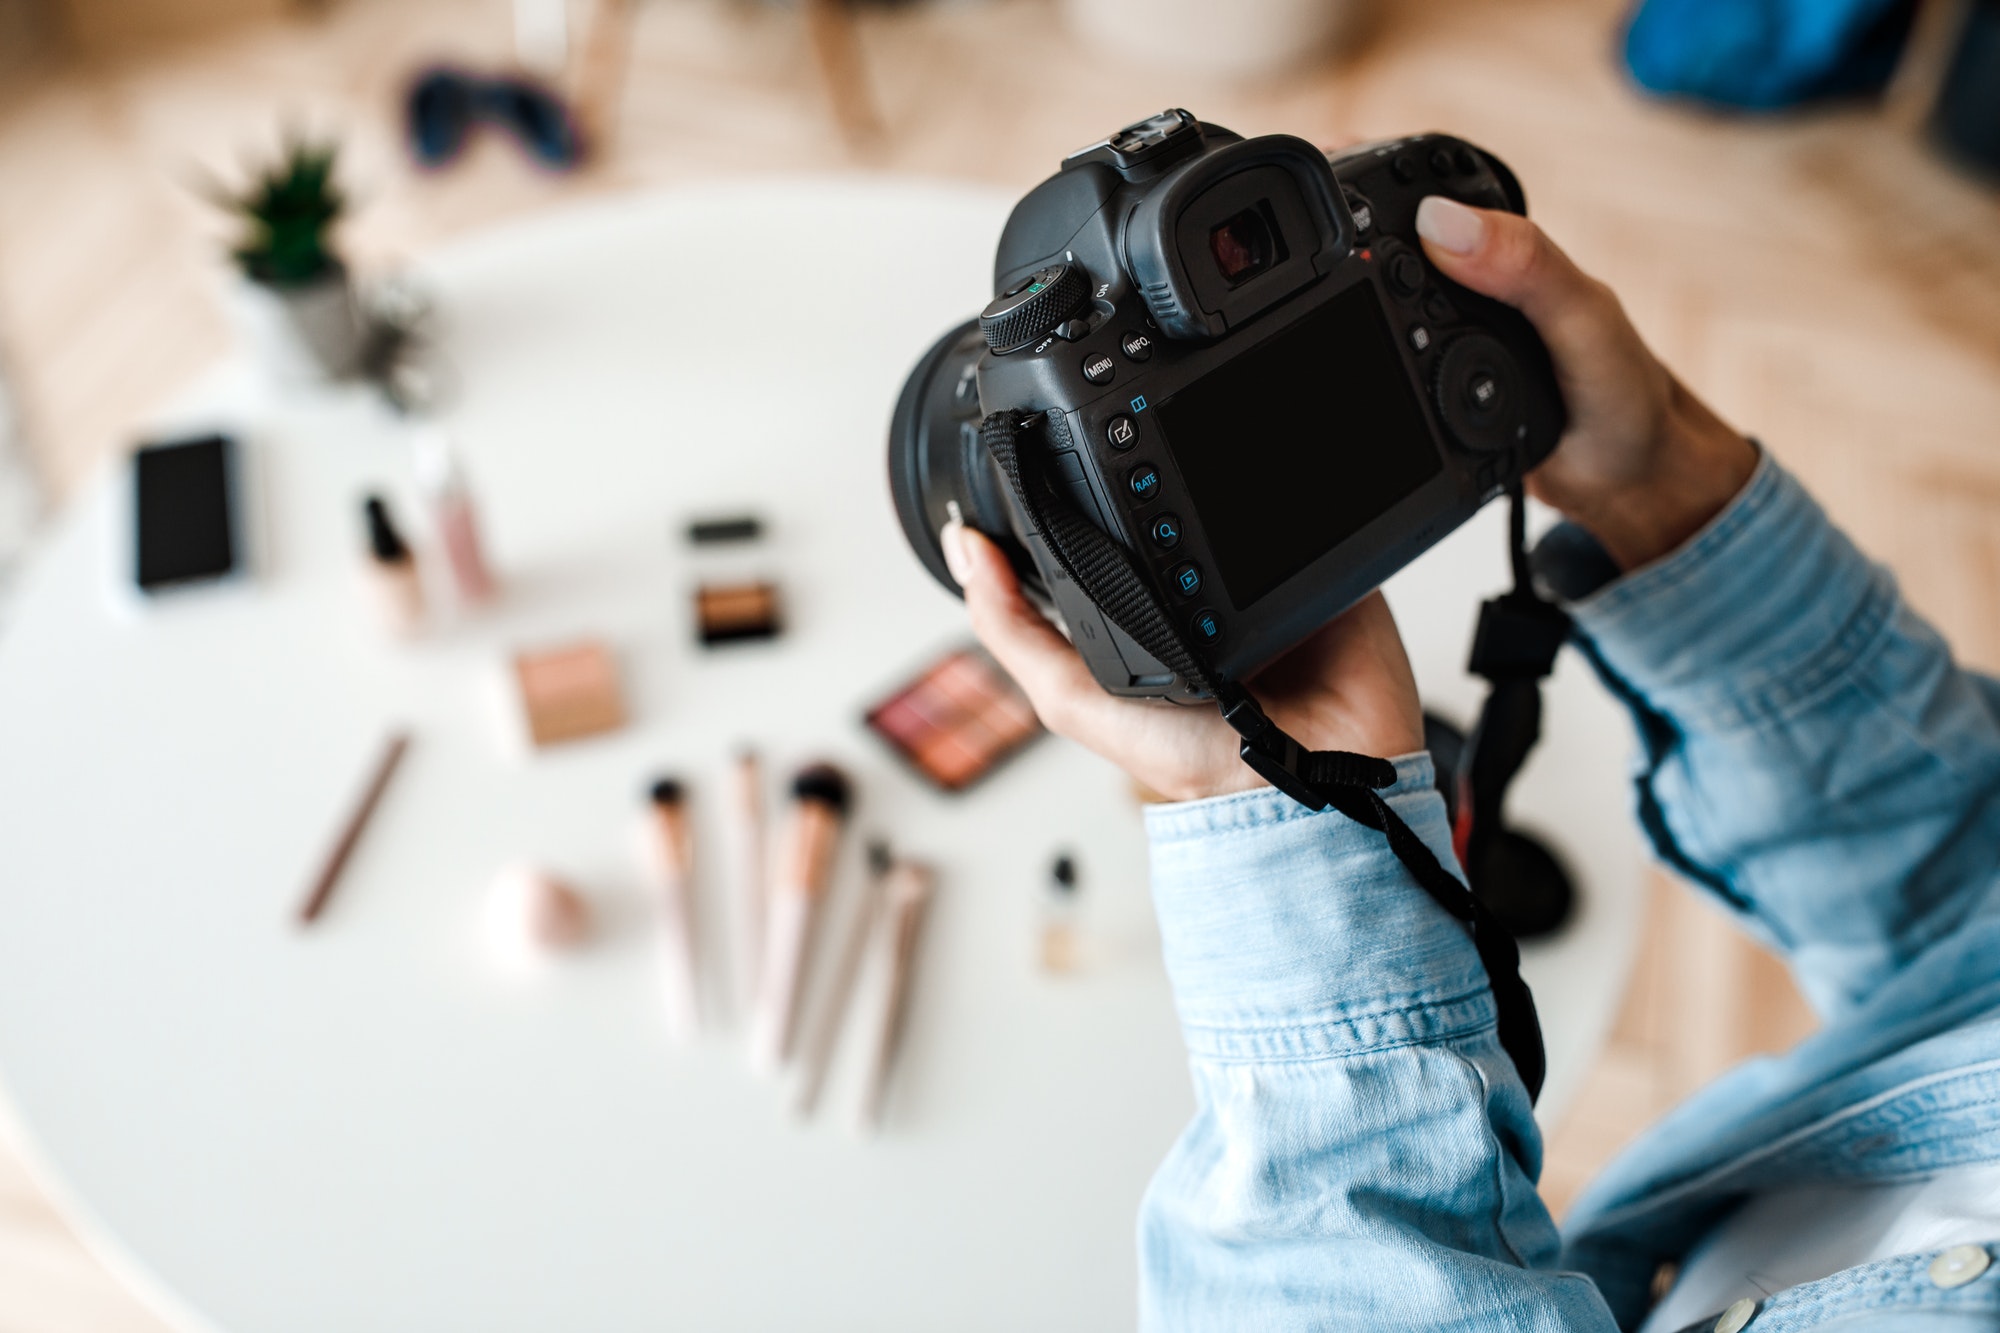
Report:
891,110,1565,699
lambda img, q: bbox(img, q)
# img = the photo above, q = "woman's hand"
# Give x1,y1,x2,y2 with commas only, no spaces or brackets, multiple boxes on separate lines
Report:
944,521,1424,803
1413,196,1758,571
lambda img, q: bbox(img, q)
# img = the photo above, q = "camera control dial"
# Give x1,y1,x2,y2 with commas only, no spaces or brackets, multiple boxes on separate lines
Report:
979,262,1091,354
1433,334,1525,453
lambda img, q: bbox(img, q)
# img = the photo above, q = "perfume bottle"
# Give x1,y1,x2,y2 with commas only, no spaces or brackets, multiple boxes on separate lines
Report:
1039,852,1081,974
361,494,425,637
413,425,496,606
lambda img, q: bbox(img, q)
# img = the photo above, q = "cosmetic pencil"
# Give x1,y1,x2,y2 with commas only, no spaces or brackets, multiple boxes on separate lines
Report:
789,839,892,1117
642,777,700,1043
298,730,412,925
855,857,936,1132
748,763,852,1073
725,748,766,1021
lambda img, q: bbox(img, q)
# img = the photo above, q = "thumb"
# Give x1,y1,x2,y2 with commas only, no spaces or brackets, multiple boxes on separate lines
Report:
1413,196,1600,333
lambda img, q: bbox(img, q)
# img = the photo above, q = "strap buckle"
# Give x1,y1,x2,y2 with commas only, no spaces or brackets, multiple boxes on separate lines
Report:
1214,682,1330,811
1467,591,1570,682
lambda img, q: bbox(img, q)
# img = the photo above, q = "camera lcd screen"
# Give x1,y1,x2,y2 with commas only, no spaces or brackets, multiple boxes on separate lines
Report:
1154,281,1440,608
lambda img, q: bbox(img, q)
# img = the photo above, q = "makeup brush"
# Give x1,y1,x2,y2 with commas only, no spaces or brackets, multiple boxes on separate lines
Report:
856,857,936,1132
642,777,700,1043
726,747,766,1022
790,839,892,1117
749,762,852,1073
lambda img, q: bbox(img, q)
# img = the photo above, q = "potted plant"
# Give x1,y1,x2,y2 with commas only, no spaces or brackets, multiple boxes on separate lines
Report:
211,137,363,378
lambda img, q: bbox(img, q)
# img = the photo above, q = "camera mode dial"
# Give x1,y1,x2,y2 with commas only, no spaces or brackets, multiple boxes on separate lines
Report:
979,262,1091,354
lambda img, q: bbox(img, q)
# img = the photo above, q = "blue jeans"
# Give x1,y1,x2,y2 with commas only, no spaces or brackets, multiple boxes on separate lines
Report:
1137,453,2000,1330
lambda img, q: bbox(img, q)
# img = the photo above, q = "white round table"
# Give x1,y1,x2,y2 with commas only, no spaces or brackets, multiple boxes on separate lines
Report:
0,178,1644,1332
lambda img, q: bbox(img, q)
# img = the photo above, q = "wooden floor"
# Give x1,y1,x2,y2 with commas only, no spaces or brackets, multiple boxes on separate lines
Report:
2,0,1998,1324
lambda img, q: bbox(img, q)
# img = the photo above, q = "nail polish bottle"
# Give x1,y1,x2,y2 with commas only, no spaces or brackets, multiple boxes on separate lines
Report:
362,494,425,637
413,426,496,606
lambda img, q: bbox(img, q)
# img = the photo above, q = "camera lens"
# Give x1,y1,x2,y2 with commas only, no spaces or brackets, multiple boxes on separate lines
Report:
887,320,1043,601
1209,207,1274,286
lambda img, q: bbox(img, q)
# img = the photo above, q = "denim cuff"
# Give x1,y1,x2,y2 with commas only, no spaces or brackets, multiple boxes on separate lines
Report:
1143,755,1496,1063
1570,451,1898,733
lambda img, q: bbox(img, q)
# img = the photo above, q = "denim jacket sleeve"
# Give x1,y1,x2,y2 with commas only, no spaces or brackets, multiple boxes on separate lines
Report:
1132,454,2000,1327
1568,452,2000,1019
1137,769,1620,1331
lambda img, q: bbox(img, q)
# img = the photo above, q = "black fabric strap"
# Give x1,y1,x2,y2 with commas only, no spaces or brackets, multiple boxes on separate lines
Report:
981,412,1216,692
1457,485,1574,895
979,410,1546,1101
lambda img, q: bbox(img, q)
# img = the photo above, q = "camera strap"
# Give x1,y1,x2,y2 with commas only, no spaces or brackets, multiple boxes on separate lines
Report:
980,409,1549,1102
1456,492,1574,896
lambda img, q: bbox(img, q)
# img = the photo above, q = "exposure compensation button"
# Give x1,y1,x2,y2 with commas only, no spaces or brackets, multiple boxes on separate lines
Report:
1387,250,1425,297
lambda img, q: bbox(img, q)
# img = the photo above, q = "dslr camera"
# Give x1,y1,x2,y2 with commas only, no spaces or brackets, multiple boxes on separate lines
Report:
889,110,1565,699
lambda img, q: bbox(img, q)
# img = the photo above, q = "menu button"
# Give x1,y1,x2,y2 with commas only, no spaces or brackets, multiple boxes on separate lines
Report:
1082,353,1116,385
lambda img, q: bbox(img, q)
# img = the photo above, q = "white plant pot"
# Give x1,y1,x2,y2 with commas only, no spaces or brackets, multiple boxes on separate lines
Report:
269,264,364,380
1062,0,1374,82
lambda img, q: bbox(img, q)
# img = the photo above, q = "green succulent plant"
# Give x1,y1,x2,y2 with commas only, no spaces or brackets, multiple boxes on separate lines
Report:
217,137,345,288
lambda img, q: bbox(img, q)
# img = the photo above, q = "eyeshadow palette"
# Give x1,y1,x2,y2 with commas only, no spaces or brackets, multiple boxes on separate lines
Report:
686,514,764,545
864,646,1042,792
695,581,782,646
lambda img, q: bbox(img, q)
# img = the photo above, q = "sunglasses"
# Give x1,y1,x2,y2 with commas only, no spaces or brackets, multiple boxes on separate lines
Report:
406,66,584,170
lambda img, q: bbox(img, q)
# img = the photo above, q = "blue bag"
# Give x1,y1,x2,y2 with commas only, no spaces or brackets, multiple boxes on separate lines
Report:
1623,0,1917,108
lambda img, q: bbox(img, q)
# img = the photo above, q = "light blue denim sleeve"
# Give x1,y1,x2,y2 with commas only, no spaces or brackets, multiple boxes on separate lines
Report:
1136,763,1618,1331
1570,452,2000,1019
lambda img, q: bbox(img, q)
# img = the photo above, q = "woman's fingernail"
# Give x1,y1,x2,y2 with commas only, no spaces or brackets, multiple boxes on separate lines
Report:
1415,196,1484,255
940,518,976,587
